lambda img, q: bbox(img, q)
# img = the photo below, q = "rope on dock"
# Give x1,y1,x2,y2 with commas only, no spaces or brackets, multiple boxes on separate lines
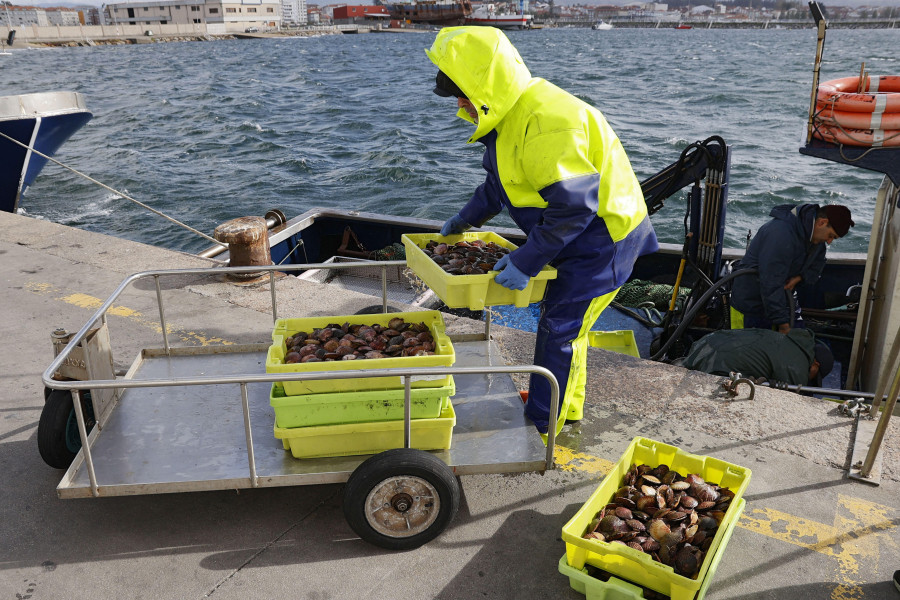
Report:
0,130,225,247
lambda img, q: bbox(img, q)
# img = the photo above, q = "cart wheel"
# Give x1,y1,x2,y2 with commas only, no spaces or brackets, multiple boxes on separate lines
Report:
343,448,459,550
38,390,94,469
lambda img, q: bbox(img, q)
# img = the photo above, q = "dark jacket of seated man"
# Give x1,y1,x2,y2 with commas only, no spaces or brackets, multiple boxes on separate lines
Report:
682,328,834,387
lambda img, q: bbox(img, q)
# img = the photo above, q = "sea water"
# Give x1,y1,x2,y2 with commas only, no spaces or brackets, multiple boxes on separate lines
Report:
5,27,899,253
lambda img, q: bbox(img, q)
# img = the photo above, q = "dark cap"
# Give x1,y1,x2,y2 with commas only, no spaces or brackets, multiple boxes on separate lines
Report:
812,341,834,386
433,70,466,99
824,205,854,237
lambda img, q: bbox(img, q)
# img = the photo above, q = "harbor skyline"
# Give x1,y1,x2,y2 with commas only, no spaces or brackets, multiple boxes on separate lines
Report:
11,0,900,8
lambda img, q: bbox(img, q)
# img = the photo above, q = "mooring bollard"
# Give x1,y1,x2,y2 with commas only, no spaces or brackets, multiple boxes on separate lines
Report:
213,216,271,281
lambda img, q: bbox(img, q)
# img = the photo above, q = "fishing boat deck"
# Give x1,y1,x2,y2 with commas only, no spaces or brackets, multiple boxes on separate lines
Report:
2,210,898,600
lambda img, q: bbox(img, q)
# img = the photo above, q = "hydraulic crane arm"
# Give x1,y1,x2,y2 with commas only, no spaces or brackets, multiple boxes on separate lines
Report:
640,136,728,216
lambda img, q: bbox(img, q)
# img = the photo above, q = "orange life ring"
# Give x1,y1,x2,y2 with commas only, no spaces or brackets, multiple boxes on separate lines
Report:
816,75,900,113
814,104,900,130
812,123,900,148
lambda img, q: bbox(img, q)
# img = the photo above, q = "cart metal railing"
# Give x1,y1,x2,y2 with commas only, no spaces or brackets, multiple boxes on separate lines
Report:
41,261,559,499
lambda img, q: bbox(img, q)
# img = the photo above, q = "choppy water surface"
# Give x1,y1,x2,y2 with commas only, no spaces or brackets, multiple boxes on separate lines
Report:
4,28,898,253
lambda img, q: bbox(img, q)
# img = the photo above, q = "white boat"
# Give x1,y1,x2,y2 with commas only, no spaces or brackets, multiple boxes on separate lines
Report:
465,4,533,30
592,20,613,30
0,91,92,213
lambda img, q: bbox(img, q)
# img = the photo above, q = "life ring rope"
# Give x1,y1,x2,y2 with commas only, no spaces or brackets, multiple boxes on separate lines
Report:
813,75,900,147
812,119,900,148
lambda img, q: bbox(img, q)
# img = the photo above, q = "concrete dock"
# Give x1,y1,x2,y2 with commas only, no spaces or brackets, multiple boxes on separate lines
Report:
1,210,898,600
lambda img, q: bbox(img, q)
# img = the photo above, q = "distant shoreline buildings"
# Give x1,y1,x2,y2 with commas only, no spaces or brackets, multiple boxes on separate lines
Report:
0,0,897,46
1,3,97,26
532,2,900,25
0,0,311,31
103,0,284,33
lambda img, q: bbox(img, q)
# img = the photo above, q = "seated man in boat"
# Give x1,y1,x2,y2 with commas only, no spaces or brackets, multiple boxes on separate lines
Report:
426,26,658,436
681,328,834,389
730,203,853,333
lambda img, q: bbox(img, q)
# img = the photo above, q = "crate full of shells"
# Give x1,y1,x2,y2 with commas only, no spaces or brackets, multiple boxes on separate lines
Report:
401,232,557,310
561,437,751,600
267,311,454,395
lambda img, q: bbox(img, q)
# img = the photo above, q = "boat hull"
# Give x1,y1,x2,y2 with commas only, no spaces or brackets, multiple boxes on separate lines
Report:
261,207,865,316
0,92,92,213
242,207,864,387
465,15,532,29
385,1,472,24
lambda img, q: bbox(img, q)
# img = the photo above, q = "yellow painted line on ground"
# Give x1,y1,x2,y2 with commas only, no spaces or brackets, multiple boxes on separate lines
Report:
62,293,141,318
27,282,233,346
558,447,897,599
740,495,897,600
554,445,616,476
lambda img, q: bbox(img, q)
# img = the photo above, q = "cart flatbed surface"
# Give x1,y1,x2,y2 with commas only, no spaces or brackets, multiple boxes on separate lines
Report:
58,340,548,499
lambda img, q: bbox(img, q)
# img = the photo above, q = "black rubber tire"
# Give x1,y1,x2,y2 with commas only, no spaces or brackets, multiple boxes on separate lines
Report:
354,305,403,315
343,448,459,550
37,390,93,469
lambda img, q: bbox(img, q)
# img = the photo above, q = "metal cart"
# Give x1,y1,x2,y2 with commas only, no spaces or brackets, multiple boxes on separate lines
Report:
41,261,558,550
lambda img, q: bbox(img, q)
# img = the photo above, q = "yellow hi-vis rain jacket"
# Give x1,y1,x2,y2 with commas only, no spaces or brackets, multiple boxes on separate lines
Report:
426,27,658,303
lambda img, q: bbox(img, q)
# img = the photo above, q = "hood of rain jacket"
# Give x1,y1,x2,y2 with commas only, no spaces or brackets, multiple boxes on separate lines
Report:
425,26,531,143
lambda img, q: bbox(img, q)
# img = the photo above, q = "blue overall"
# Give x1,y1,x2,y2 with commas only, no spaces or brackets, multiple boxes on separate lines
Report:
427,27,659,434
731,203,825,329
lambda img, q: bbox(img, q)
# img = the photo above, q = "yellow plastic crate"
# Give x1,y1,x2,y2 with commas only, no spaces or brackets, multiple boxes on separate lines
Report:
274,400,456,459
558,499,745,600
588,330,640,358
402,232,557,310
561,437,751,600
267,310,454,396
270,377,455,428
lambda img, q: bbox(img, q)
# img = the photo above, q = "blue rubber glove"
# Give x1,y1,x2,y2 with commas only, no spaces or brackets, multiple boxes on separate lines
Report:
494,255,530,291
440,214,471,236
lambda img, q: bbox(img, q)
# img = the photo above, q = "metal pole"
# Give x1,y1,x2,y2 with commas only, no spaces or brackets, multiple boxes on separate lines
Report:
544,372,560,469
761,381,893,400
484,307,492,340
269,270,277,324
72,389,100,497
403,375,411,449
154,274,170,356
868,324,900,416
381,265,388,313
3,3,12,52
806,1,828,144
860,363,900,477
241,383,259,487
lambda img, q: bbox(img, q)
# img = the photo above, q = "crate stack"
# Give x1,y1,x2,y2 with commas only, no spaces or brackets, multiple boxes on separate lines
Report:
266,311,457,459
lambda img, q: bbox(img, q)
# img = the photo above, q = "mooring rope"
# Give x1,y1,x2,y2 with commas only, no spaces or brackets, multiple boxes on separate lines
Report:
0,130,225,247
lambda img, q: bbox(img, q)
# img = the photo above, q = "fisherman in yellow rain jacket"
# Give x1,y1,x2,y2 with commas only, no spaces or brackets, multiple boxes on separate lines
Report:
427,27,658,436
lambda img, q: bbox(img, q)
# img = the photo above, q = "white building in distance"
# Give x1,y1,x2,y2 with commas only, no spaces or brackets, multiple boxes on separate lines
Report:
3,6,52,26
104,0,281,32
45,7,83,25
281,0,307,25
